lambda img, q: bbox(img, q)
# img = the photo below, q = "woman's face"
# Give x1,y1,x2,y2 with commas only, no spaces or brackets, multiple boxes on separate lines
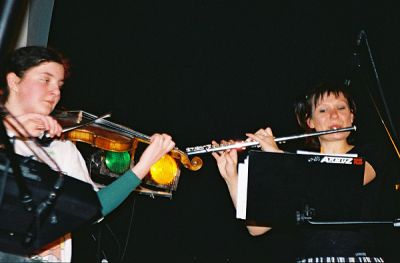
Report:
307,92,354,142
7,61,64,115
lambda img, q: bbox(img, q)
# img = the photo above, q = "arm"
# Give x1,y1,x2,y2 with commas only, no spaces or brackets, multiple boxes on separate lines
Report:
97,169,141,216
212,127,281,236
97,133,175,216
211,145,272,236
363,161,376,185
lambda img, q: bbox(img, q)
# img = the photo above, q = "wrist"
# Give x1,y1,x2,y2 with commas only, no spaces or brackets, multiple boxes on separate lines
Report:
131,162,150,179
225,175,238,189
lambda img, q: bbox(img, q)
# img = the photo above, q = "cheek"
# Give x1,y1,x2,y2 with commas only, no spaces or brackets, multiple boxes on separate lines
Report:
341,112,353,123
21,87,41,100
306,119,313,128
19,80,41,94
19,87,46,108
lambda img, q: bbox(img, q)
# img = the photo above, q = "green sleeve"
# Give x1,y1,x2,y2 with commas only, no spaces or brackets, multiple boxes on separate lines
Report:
96,169,142,216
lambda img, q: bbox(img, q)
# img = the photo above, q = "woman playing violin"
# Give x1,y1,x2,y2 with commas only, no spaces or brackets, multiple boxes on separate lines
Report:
0,46,175,262
212,82,385,262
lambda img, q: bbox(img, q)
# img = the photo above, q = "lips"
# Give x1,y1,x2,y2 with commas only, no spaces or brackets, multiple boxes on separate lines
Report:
44,97,59,106
329,125,342,130
44,100,55,106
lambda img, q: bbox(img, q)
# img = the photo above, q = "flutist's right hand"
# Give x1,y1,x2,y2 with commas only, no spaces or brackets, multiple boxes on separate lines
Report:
211,139,239,208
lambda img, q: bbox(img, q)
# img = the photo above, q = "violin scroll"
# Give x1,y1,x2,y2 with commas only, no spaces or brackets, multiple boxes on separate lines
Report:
170,148,203,171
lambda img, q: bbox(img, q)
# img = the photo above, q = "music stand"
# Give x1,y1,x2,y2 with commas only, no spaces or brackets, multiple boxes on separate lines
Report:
237,150,368,226
0,151,102,255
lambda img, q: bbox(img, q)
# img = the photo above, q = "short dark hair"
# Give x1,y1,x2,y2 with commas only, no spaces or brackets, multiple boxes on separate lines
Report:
294,81,357,149
0,46,70,103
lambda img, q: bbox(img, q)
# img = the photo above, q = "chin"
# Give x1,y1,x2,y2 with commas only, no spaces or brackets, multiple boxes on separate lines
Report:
322,133,350,141
36,108,53,116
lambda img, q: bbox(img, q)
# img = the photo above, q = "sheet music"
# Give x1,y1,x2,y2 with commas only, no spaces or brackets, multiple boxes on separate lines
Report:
236,156,249,219
236,151,359,220
296,150,358,157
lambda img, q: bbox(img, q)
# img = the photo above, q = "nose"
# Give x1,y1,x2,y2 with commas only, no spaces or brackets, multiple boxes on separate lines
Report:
48,83,61,96
329,108,339,118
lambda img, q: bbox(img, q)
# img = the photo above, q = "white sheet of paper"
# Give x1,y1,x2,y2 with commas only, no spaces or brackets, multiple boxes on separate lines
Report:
236,156,249,219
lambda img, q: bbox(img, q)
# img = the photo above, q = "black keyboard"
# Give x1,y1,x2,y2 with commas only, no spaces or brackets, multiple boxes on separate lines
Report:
297,256,384,262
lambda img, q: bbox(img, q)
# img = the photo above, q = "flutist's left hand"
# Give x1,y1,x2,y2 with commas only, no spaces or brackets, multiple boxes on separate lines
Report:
246,127,283,153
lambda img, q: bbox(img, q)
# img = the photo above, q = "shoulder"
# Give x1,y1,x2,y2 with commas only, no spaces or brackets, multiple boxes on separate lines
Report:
350,143,377,155
350,143,385,175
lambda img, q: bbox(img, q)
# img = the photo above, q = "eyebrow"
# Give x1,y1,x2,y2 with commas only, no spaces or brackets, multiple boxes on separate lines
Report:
39,72,65,82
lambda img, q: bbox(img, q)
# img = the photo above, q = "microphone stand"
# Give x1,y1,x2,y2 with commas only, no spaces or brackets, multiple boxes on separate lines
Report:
354,30,400,159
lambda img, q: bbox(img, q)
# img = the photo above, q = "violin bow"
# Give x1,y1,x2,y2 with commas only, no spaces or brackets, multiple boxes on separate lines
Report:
61,112,112,133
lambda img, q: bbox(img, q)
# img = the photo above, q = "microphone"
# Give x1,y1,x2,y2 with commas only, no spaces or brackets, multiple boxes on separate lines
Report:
353,30,367,68
345,31,365,87
356,30,366,46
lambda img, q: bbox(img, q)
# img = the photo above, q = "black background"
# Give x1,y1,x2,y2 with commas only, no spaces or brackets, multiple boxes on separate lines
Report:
48,1,400,262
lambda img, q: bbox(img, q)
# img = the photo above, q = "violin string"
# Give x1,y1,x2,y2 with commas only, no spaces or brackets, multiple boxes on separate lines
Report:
80,111,151,141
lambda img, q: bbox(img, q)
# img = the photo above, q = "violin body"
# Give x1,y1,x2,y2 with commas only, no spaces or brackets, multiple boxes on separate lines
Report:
54,111,134,152
65,129,132,152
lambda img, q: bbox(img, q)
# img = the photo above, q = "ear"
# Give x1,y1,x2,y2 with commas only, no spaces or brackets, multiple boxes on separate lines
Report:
350,112,354,124
6,72,21,93
306,117,315,129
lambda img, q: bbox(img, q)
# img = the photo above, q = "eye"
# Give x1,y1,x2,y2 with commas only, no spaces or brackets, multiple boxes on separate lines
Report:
318,108,326,113
40,77,50,83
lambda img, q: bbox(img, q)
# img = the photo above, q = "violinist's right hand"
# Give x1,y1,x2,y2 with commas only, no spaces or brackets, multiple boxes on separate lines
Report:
3,113,62,138
132,133,175,179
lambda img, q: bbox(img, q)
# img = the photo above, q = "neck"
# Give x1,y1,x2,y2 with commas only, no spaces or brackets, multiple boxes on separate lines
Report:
319,140,353,154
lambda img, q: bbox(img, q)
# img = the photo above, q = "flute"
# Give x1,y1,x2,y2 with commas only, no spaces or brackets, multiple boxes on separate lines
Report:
186,126,356,156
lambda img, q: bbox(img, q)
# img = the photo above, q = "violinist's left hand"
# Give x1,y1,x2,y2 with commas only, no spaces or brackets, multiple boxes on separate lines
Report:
132,133,175,179
3,113,62,138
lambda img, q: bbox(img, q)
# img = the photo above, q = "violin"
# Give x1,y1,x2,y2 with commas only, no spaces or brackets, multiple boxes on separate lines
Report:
53,110,202,169
50,110,203,192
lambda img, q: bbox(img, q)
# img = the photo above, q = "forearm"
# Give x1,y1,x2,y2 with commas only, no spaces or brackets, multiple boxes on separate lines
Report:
97,169,141,216
246,225,272,236
225,178,238,209
229,176,271,236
